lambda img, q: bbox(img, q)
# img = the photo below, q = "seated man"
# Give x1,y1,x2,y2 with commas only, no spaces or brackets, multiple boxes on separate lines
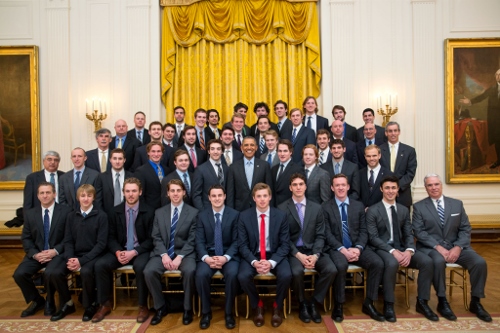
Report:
237,183,291,328
366,176,437,322
412,174,491,322
92,178,155,323
144,179,198,326
195,185,240,330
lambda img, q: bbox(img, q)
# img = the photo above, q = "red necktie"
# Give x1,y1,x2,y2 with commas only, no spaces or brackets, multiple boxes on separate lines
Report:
260,214,266,260
190,148,197,168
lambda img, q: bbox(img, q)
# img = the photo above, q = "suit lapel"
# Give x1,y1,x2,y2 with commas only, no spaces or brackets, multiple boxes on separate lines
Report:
379,203,391,234
268,209,276,249
424,198,444,233
251,160,261,188
288,200,302,228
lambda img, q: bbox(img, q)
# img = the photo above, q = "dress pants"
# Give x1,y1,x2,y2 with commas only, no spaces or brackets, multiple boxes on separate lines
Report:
195,260,239,315
43,256,72,307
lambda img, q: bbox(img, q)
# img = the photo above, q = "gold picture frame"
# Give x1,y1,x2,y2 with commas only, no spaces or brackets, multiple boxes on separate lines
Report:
0,46,41,190
445,38,500,183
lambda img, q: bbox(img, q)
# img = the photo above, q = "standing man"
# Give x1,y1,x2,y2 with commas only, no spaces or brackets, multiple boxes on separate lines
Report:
271,140,304,206
226,137,273,211
274,100,293,139
230,113,248,150
127,111,151,146
86,128,112,173
223,102,251,137
144,179,198,326
59,148,99,210
302,96,329,134
302,145,331,205
356,108,387,143
260,130,280,168
193,108,211,150
195,185,240,329
206,109,222,139
161,150,194,207
254,116,272,158
323,174,385,323
356,123,384,168
412,174,491,322
359,145,393,209
379,121,417,208
93,178,155,323
366,176,437,322
131,121,173,172
170,125,207,173
13,182,72,318
331,120,358,165
332,105,357,142
109,119,141,171
287,108,315,163
220,126,243,166
173,106,188,144
134,142,166,210
316,129,331,166
278,173,336,324
238,183,291,328
250,102,279,137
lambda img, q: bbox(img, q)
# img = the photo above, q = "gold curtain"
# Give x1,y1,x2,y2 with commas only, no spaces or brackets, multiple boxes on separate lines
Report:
161,0,321,125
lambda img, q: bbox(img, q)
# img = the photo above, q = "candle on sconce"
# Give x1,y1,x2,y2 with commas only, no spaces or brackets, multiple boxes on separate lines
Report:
99,99,102,113
389,95,392,107
395,94,398,108
103,100,107,116
85,99,89,114
92,99,95,111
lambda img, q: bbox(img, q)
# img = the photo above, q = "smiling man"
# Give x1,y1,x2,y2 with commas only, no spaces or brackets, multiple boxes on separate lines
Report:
127,111,151,146
134,142,165,210
131,121,173,172
85,128,112,172
358,145,393,209
110,119,141,171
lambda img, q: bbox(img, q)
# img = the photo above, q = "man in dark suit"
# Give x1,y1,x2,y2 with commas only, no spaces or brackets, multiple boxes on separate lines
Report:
331,120,359,165
274,100,293,139
222,102,251,138
23,151,64,211
322,174,385,323
302,96,329,134
379,122,417,209
254,116,272,158
134,142,166,210
92,178,155,323
144,179,198,326
94,149,134,215
303,145,331,204
221,126,244,167
412,174,491,322
332,105,357,142
260,130,280,168
173,106,188,145
86,128,112,173
321,139,360,200
316,129,331,166
127,111,151,146
109,119,141,171
271,140,304,206
131,121,173,172
287,108,316,163
356,108,386,143
191,108,212,150
169,125,207,173
195,185,239,330
162,123,178,148
206,109,222,140
238,183,291,328
366,176,437,322
226,136,273,211
13,182,72,318
161,150,194,206
229,113,250,150
192,139,228,211
59,148,99,210
250,102,279,137
356,123,385,168
359,145,393,209
278,173,336,324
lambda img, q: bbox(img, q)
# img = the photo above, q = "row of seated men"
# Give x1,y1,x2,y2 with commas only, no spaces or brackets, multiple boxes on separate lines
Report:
15,170,491,330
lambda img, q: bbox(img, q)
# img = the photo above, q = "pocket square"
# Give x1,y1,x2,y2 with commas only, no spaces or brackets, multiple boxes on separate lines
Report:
451,213,460,216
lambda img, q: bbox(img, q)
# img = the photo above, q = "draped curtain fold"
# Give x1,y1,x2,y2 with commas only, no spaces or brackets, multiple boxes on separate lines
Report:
161,0,321,125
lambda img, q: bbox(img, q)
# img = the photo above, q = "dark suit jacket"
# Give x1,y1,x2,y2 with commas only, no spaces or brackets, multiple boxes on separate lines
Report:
109,135,142,171
226,157,273,211
196,206,240,261
22,203,72,258
160,170,194,207
359,166,393,208
127,128,151,146
205,126,220,142
357,124,387,143
278,199,325,256
260,151,279,168
169,145,207,173
59,168,100,210
277,118,293,139
151,203,199,259
356,137,384,169
85,148,111,173
134,163,164,210
320,158,360,200
366,201,414,252
94,169,134,213
303,114,330,133
23,170,65,211
305,165,331,204
192,160,229,211
107,200,155,255
412,196,472,252
250,122,279,138
379,142,417,207
237,207,290,265
344,122,358,142
322,198,367,252
272,161,304,207
287,126,316,163
131,143,173,173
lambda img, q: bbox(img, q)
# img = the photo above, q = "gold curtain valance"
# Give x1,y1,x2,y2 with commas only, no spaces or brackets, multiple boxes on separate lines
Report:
161,0,318,7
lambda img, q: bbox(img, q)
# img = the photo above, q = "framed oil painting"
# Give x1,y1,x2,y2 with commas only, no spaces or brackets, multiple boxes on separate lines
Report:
445,38,500,183
0,46,41,190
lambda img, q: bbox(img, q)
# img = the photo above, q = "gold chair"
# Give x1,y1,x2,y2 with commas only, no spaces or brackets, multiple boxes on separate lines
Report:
396,266,411,308
328,264,367,310
1,116,26,166
112,265,136,310
162,270,196,312
196,270,238,317
245,272,287,319
446,263,468,310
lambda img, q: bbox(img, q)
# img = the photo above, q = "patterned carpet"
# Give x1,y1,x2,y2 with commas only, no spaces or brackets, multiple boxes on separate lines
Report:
323,315,500,333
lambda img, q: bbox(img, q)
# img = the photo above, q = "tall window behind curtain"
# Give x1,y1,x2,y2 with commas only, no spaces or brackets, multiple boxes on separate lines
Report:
160,0,321,126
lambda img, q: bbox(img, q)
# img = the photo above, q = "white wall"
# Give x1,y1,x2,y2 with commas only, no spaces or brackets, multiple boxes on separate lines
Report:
0,0,498,219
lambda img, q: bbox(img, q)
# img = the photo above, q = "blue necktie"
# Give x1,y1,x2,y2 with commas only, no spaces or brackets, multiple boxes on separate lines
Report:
307,116,312,129
267,153,272,166
368,169,375,191
437,199,445,227
214,213,223,256
292,128,297,144
137,131,142,143
50,173,55,185
259,137,265,153
182,173,190,197
82,212,87,218
340,203,352,248
277,122,282,131
43,209,50,250
127,208,135,251
295,203,304,247
368,140,372,146
157,164,164,182
335,163,340,175
168,207,179,259
216,163,223,185
74,171,81,192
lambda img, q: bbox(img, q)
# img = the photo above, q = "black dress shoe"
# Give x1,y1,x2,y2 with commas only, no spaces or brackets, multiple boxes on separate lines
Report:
44,301,56,316
183,310,193,325
21,299,45,317
150,306,167,326
225,313,236,329
50,304,76,321
362,302,385,322
271,307,283,328
383,302,397,322
437,300,457,321
308,302,322,323
470,302,492,322
253,306,264,327
199,313,212,329
416,298,439,321
490,161,500,169
82,305,97,322
298,301,311,323
331,303,344,323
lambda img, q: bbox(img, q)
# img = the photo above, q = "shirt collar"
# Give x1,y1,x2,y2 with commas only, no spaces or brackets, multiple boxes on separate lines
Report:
369,163,381,173
244,156,255,164
256,207,270,217
292,197,306,206
81,205,94,216
126,201,140,212
335,197,350,207
213,206,225,218
382,199,396,210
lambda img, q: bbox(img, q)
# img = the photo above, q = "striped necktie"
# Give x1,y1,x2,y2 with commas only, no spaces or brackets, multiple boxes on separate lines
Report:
167,207,179,258
436,199,445,226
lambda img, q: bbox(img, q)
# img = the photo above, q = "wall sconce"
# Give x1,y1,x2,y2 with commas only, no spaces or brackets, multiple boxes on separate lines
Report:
377,94,398,127
86,98,108,132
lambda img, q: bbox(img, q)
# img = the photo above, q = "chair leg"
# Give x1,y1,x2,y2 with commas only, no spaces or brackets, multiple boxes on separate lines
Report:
112,272,117,310
405,268,410,309
245,295,250,319
235,296,238,317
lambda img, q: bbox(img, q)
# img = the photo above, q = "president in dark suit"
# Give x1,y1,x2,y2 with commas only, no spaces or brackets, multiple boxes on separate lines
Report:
109,119,142,171
356,123,384,168
85,128,112,173
412,174,491,322
134,142,166,210
302,96,330,134
271,140,304,206
127,111,151,145
366,176,437,322
303,145,331,204
195,185,239,330
238,183,291,328
359,145,393,208
160,150,194,207
144,179,198,326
